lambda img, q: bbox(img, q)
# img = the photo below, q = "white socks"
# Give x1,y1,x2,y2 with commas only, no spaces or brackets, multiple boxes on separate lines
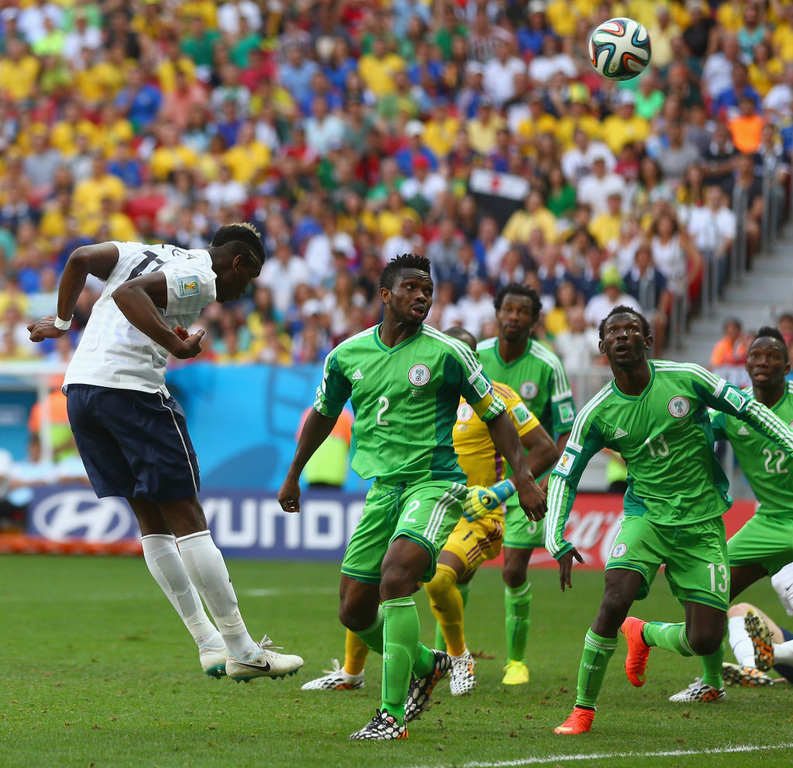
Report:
774,639,793,666
141,534,223,649
175,530,260,660
727,615,756,668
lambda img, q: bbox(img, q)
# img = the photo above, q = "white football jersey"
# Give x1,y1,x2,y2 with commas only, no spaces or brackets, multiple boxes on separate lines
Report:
64,241,218,395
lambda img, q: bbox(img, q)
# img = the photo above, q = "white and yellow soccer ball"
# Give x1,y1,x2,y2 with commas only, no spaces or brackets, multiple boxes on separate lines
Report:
588,17,652,81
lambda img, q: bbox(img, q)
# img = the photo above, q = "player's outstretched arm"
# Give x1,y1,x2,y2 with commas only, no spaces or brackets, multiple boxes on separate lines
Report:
112,272,206,359
278,408,340,513
28,242,119,342
520,423,559,480
486,411,545,521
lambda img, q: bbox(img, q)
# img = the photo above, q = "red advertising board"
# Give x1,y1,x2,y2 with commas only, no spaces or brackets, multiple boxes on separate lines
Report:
483,494,757,571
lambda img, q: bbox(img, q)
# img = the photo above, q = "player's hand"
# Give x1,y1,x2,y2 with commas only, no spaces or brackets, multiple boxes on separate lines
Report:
557,547,585,592
463,480,514,522
171,328,205,359
27,317,66,342
278,477,302,513
516,479,546,522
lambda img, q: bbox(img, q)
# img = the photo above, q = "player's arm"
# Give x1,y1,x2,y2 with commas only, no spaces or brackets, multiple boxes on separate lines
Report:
485,411,546,521
464,423,557,522
28,242,119,342
521,421,559,479
700,375,793,456
279,351,351,513
545,418,605,591
549,358,577,452
278,408,340,513
113,271,206,359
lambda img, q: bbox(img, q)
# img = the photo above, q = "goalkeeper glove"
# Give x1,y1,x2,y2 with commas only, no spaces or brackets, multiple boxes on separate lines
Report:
463,479,516,522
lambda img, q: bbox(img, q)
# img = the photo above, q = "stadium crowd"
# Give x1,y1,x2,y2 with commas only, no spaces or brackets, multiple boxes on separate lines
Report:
0,0,792,373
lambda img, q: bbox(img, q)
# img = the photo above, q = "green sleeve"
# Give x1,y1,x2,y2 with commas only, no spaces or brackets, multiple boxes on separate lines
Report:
697,376,793,457
547,356,577,435
314,352,351,418
445,341,506,423
544,416,605,559
710,410,728,442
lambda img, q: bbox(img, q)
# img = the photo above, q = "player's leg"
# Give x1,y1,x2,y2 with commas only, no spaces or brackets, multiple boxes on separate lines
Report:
434,580,472,651
300,630,368,691
501,498,542,684
555,567,643,735
425,551,475,696
130,497,226,677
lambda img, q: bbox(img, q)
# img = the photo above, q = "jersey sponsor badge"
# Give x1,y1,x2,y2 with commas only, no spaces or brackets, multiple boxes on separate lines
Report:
559,402,575,423
352,369,364,381
512,402,531,426
408,363,431,387
724,388,747,412
520,381,539,400
177,275,200,297
555,449,576,476
737,425,750,436
667,396,691,418
614,427,628,439
610,542,628,559
457,402,474,422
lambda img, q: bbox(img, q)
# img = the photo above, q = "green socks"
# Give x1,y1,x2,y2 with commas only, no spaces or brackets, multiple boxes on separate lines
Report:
382,597,420,723
642,621,695,657
575,629,618,709
505,581,532,662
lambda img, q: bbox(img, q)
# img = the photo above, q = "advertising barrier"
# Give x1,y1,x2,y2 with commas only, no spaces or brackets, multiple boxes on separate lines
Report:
26,486,758,569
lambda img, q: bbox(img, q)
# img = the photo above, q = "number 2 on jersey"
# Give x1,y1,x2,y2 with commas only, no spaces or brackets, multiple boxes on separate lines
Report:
377,396,390,425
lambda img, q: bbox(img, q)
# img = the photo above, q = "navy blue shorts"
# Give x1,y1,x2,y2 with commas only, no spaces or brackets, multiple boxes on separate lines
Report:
775,626,793,683
66,384,200,502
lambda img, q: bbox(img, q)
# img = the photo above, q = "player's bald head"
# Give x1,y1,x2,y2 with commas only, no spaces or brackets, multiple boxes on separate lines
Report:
444,326,477,352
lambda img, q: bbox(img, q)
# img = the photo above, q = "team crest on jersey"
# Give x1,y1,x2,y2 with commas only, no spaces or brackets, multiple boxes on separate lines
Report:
611,542,628,559
559,403,575,423
667,396,690,418
177,275,200,297
408,364,431,387
457,403,474,422
520,381,539,400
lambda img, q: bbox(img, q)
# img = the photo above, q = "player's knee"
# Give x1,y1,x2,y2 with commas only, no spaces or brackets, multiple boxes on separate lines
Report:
727,602,753,619
687,627,724,656
338,602,370,632
502,562,526,588
597,588,634,624
425,564,456,605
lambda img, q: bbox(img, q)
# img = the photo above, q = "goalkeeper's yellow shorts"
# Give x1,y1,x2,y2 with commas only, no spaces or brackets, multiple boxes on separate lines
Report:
442,509,504,580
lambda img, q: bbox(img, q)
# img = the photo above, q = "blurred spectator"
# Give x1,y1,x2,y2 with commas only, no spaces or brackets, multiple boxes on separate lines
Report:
553,305,602,372
622,244,672,353
577,154,627,216
711,317,750,368
583,269,642,328
729,94,765,154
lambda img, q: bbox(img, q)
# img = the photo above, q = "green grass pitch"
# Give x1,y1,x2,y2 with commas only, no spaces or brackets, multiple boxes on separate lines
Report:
2,555,792,768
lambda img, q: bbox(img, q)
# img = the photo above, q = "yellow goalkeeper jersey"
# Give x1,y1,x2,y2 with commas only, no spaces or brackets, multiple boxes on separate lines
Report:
453,381,539,487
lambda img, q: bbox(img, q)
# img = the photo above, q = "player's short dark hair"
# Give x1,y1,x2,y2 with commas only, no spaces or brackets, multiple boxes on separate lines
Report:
211,222,266,268
443,326,477,352
598,305,651,340
379,253,432,290
493,282,541,317
751,326,789,361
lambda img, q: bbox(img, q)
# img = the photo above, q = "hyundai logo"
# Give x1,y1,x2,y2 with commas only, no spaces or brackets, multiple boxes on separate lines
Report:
31,491,135,542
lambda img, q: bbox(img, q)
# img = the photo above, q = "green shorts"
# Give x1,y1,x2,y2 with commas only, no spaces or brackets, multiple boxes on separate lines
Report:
606,515,729,611
728,513,793,578
502,495,545,549
341,479,468,584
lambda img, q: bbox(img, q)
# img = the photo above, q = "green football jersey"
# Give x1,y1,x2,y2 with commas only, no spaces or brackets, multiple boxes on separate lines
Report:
477,337,576,438
545,360,793,559
711,381,793,516
315,324,506,485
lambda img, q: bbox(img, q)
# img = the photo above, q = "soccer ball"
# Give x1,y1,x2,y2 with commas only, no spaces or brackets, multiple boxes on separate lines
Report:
588,17,651,81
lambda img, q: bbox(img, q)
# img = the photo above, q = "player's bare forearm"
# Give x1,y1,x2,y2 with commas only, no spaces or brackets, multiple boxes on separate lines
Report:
29,243,119,342
556,431,571,453
279,409,339,512
112,277,202,359
487,412,545,520
521,424,559,479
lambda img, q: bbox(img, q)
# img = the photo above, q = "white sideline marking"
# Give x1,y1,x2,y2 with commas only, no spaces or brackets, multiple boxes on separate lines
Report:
406,742,793,768
243,587,337,597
